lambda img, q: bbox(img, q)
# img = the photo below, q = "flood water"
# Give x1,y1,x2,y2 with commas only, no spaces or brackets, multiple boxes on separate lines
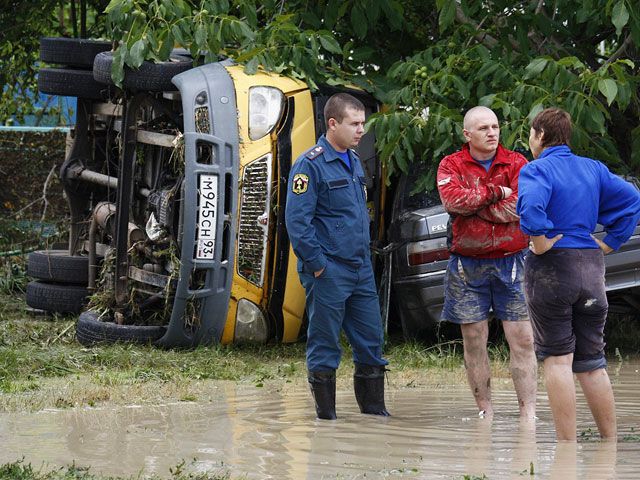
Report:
1,360,640,479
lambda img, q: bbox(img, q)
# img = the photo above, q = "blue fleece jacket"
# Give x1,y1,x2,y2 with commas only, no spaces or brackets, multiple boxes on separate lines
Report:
517,145,640,250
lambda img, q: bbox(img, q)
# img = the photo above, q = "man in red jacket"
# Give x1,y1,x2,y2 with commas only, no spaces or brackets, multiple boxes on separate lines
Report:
437,106,537,420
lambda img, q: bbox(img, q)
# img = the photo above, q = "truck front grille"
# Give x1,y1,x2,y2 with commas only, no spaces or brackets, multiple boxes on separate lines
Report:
237,154,272,286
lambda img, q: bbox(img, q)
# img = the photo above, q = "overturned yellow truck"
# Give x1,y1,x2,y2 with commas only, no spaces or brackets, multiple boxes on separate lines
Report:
31,38,386,347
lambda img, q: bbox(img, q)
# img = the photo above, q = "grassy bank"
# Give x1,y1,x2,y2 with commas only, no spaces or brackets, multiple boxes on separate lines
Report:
0,292,484,412
1,290,638,413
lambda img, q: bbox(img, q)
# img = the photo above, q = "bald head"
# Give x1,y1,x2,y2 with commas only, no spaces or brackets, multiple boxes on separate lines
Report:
463,106,498,130
462,106,500,160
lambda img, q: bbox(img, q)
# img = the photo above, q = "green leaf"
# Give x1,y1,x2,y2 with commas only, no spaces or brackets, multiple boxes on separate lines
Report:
380,1,404,31
318,33,342,55
580,104,606,134
597,78,618,105
524,58,548,79
324,0,341,29
350,46,375,62
528,103,544,121
245,56,259,75
619,59,635,69
129,39,146,68
195,24,208,48
351,4,368,39
158,31,174,60
611,1,629,36
110,47,126,87
478,94,495,107
241,3,258,27
438,0,456,32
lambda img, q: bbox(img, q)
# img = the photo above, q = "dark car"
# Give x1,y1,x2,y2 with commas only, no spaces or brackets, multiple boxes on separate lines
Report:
389,171,640,341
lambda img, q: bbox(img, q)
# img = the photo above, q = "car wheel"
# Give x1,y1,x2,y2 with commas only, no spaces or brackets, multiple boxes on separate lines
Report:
76,310,166,346
38,67,112,99
93,51,192,92
27,249,100,285
40,37,112,68
25,280,88,314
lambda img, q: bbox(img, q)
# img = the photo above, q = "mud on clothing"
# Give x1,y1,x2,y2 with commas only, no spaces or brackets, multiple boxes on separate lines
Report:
441,251,529,324
524,249,608,373
285,134,387,373
437,143,529,258
437,143,529,325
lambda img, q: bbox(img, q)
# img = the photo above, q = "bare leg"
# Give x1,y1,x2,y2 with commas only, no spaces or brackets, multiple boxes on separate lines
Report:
502,320,537,419
576,368,617,440
461,321,492,415
543,354,576,441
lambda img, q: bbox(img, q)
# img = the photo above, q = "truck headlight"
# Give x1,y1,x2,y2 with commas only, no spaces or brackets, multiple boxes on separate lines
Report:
248,86,284,140
234,299,269,343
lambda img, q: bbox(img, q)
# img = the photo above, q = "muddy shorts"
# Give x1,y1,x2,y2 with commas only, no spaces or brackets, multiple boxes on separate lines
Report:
441,251,529,324
524,248,608,373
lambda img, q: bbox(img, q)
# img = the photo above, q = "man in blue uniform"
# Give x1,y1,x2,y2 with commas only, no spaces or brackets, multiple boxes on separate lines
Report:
285,93,389,420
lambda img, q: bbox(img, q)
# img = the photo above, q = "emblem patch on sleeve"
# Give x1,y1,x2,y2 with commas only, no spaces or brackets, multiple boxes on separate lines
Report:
292,173,309,194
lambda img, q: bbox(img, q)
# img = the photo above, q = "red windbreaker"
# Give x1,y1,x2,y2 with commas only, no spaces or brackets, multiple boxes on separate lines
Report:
436,144,528,258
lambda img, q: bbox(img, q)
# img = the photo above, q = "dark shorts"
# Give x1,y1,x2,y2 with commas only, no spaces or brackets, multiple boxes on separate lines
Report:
441,251,529,324
524,248,608,373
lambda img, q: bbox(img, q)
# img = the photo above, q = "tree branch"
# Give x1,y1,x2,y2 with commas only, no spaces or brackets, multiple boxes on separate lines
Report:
604,34,633,66
455,5,498,49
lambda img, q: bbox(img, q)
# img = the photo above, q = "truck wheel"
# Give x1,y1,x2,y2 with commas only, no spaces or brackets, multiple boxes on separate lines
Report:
76,310,166,346
26,281,88,314
27,250,100,285
38,67,111,99
93,51,192,92
40,37,112,68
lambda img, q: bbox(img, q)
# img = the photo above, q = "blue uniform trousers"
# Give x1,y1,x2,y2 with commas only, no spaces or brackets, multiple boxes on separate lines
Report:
299,258,388,372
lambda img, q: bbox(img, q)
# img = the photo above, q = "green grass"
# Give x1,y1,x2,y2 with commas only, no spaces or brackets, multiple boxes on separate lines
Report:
0,292,509,390
0,292,476,410
1,289,638,412
0,460,233,480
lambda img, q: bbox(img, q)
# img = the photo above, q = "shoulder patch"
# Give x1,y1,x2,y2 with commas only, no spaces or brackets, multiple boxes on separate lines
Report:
305,146,324,160
292,173,309,194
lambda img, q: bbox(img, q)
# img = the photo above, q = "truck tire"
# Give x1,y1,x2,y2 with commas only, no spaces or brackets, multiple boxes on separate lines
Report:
40,37,112,68
27,250,99,285
76,310,166,346
25,281,88,314
38,67,111,100
93,51,192,91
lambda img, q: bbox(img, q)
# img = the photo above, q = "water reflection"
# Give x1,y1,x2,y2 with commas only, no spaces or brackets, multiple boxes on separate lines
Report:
1,360,639,479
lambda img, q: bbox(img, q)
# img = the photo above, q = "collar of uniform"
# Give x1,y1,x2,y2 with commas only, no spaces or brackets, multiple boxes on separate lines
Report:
460,142,510,166
317,134,357,163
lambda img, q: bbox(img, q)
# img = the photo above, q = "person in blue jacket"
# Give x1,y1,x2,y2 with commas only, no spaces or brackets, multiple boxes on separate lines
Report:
285,93,389,420
517,107,640,441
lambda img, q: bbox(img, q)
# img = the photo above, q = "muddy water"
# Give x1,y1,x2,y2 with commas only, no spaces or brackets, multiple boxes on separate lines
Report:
1,360,639,479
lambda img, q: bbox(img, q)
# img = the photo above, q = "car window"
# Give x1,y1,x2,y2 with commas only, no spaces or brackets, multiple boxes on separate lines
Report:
399,170,442,211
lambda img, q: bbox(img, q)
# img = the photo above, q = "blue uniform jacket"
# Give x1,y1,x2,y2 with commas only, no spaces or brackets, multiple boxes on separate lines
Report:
517,145,640,250
285,135,371,274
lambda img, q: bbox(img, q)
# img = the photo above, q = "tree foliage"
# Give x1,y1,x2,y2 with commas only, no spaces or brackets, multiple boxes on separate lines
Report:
0,0,110,124
368,0,640,188
6,0,639,185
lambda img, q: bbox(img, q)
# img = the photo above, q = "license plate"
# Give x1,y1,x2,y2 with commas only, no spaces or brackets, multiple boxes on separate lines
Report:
196,174,218,259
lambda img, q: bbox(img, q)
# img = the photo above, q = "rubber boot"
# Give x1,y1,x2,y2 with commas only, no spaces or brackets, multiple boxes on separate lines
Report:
354,363,390,416
308,371,337,420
